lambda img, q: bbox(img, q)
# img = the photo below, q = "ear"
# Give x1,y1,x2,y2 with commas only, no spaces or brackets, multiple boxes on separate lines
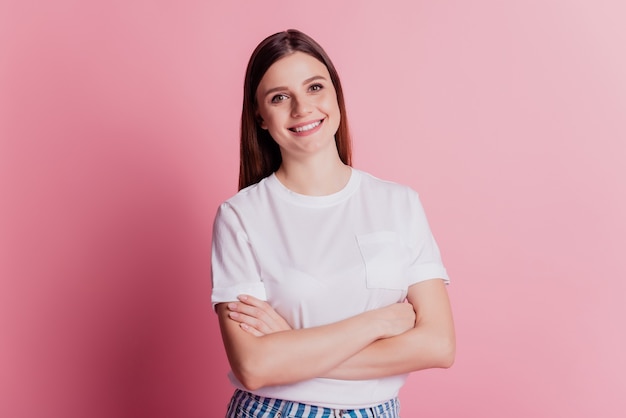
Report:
255,111,267,130
256,113,268,130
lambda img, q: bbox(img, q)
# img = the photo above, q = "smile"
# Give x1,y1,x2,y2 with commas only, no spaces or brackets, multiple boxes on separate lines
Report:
290,120,322,133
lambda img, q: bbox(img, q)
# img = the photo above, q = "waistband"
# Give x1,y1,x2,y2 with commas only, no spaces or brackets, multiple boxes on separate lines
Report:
226,389,400,417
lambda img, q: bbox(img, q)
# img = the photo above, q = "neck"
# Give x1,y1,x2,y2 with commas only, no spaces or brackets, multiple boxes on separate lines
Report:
276,151,351,196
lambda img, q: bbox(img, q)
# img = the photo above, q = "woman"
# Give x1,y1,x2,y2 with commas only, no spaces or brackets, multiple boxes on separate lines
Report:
211,29,455,418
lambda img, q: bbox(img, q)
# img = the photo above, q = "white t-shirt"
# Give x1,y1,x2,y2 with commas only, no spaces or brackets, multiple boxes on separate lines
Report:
211,168,449,409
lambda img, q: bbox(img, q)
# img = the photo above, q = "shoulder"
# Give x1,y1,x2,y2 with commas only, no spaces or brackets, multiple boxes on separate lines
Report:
213,175,276,227
220,175,274,209
355,169,420,201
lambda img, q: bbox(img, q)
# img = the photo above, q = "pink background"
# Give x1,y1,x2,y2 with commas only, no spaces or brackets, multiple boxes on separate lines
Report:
2,1,625,417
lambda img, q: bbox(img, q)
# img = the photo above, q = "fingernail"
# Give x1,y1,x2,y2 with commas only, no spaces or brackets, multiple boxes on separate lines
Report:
240,323,249,330
229,312,239,319
228,303,237,310
238,295,248,301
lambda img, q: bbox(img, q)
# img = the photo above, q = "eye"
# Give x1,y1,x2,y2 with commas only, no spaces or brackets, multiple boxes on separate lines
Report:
309,83,324,92
271,94,288,103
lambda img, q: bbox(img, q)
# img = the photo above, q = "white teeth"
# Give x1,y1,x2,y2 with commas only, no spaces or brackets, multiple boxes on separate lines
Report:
293,120,321,133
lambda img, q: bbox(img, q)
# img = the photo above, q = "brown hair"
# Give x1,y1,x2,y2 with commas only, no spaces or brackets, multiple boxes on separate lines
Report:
238,29,352,190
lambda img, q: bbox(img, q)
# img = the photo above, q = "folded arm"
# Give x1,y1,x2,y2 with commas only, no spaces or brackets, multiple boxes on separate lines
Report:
227,278,455,381
216,299,415,391
324,278,455,379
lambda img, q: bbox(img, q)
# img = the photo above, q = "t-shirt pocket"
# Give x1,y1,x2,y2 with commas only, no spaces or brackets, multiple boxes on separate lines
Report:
356,231,409,291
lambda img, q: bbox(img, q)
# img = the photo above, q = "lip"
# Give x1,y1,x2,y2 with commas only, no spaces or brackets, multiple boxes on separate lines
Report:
288,118,324,136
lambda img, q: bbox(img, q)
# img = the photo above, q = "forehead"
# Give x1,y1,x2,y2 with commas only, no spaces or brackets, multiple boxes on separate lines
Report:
257,52,331,91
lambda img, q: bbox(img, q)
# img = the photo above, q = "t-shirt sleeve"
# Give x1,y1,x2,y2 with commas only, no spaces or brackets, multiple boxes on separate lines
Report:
405,190,450,286
211,202,267,310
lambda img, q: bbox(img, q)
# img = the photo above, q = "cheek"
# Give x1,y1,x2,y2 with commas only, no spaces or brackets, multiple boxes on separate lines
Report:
262,113,280,129
324,98,341,126
257,107,276,130
322,93,340,116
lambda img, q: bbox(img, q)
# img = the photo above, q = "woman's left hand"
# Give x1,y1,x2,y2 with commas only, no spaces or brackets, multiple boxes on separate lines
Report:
227,295,292,336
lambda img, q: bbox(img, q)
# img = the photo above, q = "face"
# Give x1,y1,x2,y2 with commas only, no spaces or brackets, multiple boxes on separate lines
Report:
255,52,341,163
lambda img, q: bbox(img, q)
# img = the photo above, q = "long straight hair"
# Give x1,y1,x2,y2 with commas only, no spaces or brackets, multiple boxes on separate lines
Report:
238,29,352,190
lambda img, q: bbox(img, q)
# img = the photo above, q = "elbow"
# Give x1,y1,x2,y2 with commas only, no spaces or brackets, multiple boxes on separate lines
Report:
233,368,265,392
435,335,456,369
239,376,264,392
438,348,455,369
231,358,272,391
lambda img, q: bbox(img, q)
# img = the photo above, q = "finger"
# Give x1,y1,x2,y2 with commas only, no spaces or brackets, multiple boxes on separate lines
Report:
229,300,288,332
234,296,274,320
237,295,276,316
228,302,270,323
228,310,273,335
237,295,291,329
237,294,275,310
237,294,265,306
229,295,291,331
240,322,264,337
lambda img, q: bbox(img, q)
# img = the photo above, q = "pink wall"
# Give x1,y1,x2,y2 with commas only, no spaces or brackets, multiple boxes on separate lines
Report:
2,1,625,417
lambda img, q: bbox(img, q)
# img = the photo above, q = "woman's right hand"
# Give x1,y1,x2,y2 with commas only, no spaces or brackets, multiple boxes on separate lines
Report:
227,295,292,337
370,302,416,338
228,295,415,340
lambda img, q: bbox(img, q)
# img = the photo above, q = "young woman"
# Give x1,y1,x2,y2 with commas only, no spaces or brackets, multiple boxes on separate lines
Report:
211,29,455,418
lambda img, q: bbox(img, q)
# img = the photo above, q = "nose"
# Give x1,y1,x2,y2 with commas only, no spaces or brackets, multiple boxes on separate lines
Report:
291,95,312,117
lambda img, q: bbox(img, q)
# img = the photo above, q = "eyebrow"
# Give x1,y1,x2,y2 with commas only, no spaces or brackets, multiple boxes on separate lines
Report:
261,75,328,99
